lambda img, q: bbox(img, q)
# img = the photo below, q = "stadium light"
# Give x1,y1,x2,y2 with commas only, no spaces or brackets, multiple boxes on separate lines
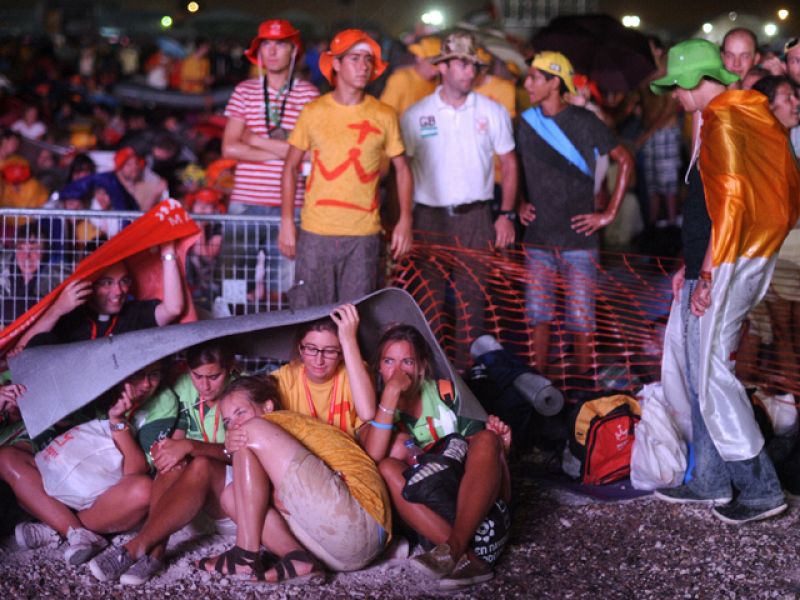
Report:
160,15,173,29
764,23,778,37
778,9,789,21
622,15,641,28
187,2,200,13
421,9,444,27
702,23,713,34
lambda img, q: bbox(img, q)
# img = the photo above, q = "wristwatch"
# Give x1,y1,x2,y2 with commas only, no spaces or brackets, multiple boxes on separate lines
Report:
109,421,129,432
498,210,517,222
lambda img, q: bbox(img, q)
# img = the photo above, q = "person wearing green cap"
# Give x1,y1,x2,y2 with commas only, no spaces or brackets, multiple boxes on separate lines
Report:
651,39,800,525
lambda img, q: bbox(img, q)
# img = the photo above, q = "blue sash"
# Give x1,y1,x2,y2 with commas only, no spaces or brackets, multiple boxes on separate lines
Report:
522,107,592,178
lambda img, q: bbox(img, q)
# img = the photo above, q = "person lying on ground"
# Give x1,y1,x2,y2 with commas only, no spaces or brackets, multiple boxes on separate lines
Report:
361,324,511,589
193,375,392,585
87,370,282,585
271,304,374,436
0,361,165,566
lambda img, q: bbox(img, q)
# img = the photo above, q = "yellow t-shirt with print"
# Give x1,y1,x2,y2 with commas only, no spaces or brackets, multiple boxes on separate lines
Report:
380,66,437,117
288,93,404,236
273,361,363,438
263,410,392,539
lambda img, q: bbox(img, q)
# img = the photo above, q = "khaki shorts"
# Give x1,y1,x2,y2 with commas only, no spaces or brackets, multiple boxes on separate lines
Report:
278,448,386,571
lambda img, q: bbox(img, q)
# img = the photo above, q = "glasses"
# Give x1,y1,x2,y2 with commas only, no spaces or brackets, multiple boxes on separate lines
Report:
299,344,341,359
786,38,799,53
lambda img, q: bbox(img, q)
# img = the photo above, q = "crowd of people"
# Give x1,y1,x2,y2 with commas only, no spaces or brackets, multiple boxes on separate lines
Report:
0,13,799,590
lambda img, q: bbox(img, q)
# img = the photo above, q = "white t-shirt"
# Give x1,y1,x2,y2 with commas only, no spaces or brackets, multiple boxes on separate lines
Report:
401,87,514,207
11,120,46,140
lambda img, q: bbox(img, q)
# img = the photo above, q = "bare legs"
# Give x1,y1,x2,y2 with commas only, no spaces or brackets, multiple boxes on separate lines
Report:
534,322,594,377
0,445,150,536
199,419,313,580
379,430,508,560
0,446,80,537
124,457,226,560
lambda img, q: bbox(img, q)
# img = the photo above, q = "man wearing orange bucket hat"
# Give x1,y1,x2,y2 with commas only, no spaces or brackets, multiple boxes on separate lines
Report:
279,29,413,309
223,19,319,301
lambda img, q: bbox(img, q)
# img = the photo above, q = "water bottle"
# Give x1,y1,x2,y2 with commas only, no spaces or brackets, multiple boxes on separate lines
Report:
404,439,424,467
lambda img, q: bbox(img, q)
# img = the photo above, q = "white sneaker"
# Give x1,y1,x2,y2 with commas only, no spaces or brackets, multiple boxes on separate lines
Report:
15,522,60,549
64,527,108,566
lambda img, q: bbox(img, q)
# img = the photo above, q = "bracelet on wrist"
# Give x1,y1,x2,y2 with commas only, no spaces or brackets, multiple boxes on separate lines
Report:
369,420,395,431
109,420,129,433
223,447,232,461
699,271,712,282
377,404,396,416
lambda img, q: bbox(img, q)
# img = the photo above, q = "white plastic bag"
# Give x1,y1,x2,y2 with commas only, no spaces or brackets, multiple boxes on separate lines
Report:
34,419,124,510
631,383,688,490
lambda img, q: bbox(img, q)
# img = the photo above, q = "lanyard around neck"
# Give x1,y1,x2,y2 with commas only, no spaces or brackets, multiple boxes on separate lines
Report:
301,367,348,432
198,399,222,443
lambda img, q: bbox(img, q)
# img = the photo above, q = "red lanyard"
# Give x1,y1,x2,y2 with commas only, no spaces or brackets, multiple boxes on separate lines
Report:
301,368,349,432
198,399,221,443
88,314,119,340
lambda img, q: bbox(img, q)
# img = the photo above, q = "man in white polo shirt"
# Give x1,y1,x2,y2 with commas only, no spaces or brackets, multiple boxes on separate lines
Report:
402,31,518,369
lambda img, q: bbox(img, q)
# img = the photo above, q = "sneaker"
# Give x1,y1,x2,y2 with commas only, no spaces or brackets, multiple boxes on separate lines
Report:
88,546,136,582
15,522,60,549
653,485,732,506
409,543,456,579
64,527,108,566
439,554,494,589
119,554,164,586
712,501,788,525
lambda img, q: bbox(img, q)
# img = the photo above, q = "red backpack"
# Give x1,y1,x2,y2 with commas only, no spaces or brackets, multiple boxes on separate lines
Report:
569,395,641,485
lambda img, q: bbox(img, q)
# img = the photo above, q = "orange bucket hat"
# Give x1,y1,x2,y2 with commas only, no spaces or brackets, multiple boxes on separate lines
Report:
319,29,387,84
244,19,303,65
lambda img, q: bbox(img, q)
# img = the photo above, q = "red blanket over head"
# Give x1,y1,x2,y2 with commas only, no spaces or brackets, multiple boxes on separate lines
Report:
0,199,201,357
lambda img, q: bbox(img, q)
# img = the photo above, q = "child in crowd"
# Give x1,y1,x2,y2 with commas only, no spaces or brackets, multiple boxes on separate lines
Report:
196,375,391,585
0,362,166,566
363,324,511,589
87,346,277,585
270,304,374,437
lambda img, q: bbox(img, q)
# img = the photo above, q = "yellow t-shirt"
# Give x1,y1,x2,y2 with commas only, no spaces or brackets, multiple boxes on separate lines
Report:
264,410,392,537
273,361,363,437
179,56,210,94
0,179,49,209
380,66,437,117
288,93,404,236
475,75,517,184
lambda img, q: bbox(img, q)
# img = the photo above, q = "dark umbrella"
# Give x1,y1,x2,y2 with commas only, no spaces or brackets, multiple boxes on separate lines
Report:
532,14,656,92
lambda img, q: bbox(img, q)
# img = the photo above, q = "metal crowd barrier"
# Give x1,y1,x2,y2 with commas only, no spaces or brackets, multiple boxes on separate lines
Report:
0,208,291,327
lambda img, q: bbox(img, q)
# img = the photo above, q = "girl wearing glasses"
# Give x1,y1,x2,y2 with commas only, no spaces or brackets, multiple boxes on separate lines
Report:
272,303,375,437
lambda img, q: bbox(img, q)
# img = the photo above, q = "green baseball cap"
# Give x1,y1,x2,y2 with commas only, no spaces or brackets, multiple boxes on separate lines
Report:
650,39,739,94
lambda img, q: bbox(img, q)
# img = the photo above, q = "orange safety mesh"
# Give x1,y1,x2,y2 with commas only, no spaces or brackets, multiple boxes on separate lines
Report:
389,238,800,399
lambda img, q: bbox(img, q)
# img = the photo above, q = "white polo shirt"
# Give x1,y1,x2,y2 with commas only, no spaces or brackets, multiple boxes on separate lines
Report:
402,87,514,208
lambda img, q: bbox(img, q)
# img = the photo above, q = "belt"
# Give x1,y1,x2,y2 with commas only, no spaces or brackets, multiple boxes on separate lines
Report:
419,200,491,216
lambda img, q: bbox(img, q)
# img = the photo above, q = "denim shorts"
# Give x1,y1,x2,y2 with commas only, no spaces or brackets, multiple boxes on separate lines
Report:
524,247,598,333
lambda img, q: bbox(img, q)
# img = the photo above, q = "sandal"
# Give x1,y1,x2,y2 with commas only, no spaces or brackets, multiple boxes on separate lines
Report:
265,549,326,586
196,545,265,579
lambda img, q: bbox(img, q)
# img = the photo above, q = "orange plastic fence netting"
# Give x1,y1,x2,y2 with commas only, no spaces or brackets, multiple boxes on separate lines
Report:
389,239,800,399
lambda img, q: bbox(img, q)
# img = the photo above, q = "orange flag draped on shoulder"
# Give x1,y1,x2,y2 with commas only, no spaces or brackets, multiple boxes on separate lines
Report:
0,199,201,357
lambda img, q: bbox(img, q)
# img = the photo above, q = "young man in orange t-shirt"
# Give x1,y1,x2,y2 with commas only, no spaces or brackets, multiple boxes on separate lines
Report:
279,29,413,309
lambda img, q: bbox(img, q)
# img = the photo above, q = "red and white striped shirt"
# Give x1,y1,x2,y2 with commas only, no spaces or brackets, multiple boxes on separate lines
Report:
224,77,319,207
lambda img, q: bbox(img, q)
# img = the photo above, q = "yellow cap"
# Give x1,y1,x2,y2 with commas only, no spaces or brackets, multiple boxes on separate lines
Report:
531,51,576,95
408,36,441,59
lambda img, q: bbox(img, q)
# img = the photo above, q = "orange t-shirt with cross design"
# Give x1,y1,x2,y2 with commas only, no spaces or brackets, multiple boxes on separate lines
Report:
288,93,404,236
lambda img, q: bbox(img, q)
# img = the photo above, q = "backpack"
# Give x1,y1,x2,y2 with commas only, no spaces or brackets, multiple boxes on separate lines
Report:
568,394,641,485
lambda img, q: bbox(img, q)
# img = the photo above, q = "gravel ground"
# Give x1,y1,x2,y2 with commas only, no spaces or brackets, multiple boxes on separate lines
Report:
2,454,800,599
